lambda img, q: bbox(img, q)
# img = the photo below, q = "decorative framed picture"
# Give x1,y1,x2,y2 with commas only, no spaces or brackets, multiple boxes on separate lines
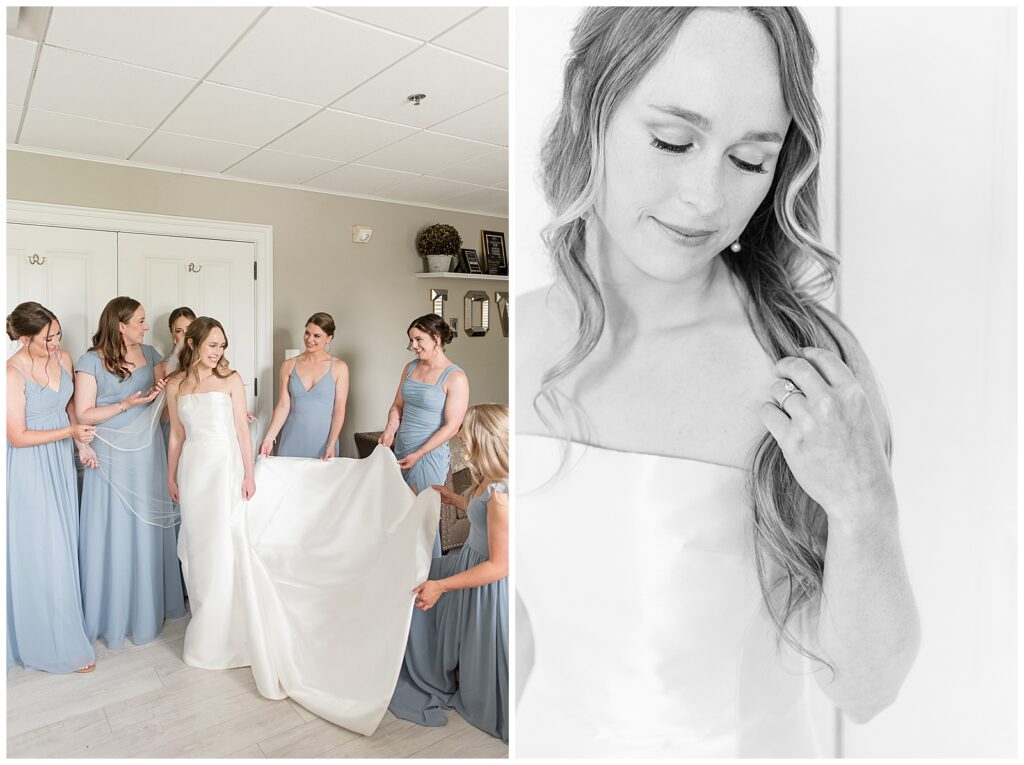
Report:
460,248,483,274
481,230,507,275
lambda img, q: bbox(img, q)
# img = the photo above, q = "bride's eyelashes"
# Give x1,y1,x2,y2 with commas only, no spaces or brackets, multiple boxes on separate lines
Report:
649,134,769,174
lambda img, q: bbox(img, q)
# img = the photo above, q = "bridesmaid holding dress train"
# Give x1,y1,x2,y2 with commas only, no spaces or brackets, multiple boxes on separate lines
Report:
379,314,469,557
389,403,509,742
6,302,98,674
260,312,349,460
75,296,185,648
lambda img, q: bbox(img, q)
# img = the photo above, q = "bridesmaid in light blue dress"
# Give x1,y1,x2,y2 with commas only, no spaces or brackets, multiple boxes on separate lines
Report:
260,312,349,460
380,314,470,557
6,302,97,674
74,297,185,649
155,306,196,446
390,404,509,742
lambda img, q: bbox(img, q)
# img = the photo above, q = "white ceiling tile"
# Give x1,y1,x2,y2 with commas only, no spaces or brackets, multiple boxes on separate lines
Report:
431,149,507,186
433,8,508,68
7,36,36,106
209,7,420,107
386,175,479,206
162,82,319,147
45,7,262,78
226,149,342,186
333,45,506,129
269,109,417,163
438,185,508,216
30,46,196,128
429,93,507,146
303,163,419,196
20,109,151,159
322,7,478,41
132,131,256,173
358,131,495,175
8,104,23,142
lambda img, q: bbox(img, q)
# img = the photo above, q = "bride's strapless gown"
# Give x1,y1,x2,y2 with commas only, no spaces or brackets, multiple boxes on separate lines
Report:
516,434,827,758
175,392,439,735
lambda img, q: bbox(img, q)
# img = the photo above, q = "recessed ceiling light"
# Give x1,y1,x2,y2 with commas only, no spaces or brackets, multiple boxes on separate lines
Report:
407,94,427,106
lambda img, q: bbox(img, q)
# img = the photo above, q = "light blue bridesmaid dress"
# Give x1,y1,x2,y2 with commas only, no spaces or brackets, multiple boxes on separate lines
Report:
76,345,185,648
277,362,340,458
389,482,509,742
394,360,463,557
6,362,95,674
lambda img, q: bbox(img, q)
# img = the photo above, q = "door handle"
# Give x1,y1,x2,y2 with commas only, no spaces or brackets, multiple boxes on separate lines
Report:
28,253,45,265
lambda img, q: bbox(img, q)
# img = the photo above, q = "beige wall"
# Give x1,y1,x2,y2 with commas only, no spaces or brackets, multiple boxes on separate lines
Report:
7,149,509,457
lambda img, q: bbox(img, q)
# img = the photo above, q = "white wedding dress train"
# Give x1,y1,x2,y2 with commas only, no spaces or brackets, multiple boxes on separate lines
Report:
176,392,439,735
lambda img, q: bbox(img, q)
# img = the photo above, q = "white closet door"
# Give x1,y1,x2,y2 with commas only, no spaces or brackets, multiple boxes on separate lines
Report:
6,224,118,361
117,233,257,409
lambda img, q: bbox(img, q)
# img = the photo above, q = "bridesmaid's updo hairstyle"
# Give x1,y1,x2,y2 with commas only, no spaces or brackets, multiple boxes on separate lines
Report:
460,403,509,496
174,316,233,385
168,306,197,334
90,296,142,381
7,301,59,342
407,314,454,348
306,312,336,338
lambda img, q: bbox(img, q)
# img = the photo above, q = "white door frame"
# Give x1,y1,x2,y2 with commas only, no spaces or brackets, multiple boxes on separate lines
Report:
6,200,274,425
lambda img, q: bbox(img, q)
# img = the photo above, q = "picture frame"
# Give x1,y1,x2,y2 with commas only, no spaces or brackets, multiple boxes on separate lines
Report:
480,230,507,275
460,248,483,274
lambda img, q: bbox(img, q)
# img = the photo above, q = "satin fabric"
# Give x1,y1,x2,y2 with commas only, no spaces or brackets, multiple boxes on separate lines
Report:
516,434,823,758
175,392,439,736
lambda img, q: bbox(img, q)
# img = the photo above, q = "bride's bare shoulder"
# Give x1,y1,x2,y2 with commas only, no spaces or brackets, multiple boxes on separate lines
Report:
517,284,577,436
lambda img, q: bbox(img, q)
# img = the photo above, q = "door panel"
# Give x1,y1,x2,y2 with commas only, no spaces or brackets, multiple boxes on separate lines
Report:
117,233,256,410
6,224,117,361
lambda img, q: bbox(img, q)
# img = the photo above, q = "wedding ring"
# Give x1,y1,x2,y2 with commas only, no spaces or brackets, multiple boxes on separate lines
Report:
779,379,803,411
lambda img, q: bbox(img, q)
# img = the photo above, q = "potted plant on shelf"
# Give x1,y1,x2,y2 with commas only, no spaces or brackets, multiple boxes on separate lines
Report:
416,223,462,273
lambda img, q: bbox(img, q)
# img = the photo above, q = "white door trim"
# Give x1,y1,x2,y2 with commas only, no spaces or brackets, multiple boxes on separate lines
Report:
6,200,274,425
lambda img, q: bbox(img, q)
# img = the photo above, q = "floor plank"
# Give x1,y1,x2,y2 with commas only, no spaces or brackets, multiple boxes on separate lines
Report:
6,614,508,759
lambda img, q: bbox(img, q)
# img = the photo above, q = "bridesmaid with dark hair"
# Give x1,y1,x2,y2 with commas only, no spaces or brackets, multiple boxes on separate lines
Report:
6,302,98,674
379,314,469,557
260,312,349,460
74,296,185,648
154,306,196,382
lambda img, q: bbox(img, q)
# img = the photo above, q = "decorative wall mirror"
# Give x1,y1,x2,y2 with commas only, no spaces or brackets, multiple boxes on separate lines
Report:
430,288,447,317
495,292,509,338
464,290,490,336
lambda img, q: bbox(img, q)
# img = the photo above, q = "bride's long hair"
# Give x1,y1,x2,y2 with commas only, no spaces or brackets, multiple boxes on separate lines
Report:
173,317,233,387
537,7,890,668
461,404,509,499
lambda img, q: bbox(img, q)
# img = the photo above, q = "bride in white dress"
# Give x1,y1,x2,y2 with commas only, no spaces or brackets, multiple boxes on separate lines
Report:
165,317,439,735
166,316,253,670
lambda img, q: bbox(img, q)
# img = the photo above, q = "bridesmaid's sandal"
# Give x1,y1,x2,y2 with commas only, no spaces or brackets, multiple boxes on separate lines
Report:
74,663,96,673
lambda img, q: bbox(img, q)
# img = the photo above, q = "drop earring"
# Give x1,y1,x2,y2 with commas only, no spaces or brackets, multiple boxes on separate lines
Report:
729,241,742,253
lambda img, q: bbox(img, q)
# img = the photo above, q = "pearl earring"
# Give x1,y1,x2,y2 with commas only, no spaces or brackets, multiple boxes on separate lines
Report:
729,241,742,253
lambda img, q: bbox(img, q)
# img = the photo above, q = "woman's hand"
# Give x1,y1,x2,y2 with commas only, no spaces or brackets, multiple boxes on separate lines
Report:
411,579,446,611
258,438,274,457
431,484,463,508
71,423,96,443
242,475,256,501
760,347,894,521
124,388,159,409
77,442,100,469
398,449,422,470
378,429,396,448
246,412,257,423
321,443,336,461
168,477,180,503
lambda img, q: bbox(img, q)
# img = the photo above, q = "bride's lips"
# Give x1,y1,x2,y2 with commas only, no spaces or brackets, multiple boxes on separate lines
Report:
650,216,716,247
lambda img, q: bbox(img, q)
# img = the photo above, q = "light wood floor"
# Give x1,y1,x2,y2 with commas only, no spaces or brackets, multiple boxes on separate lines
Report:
6,615,508,758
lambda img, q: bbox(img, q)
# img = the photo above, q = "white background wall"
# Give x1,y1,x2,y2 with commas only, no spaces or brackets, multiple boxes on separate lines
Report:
838,7,1016,758
513,5,1017,758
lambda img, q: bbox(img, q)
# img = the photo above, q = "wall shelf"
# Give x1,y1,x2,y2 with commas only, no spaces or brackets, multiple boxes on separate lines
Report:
414,272,509,281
